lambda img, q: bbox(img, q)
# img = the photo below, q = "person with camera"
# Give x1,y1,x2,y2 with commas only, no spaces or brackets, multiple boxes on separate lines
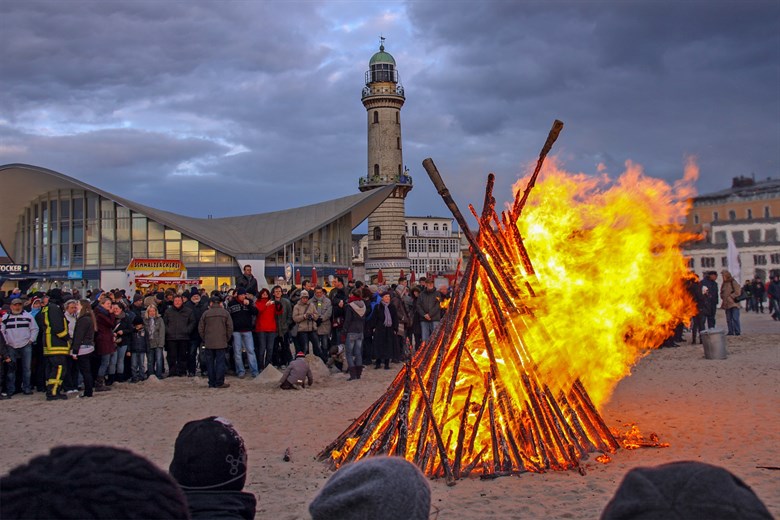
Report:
253,288,277,370
227,289,259,379
292,290,320,357
720,270,742,336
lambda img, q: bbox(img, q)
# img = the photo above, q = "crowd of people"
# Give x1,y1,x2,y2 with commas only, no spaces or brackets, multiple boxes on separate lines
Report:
685,271,780,343
0,267,452,399
0,415,773,519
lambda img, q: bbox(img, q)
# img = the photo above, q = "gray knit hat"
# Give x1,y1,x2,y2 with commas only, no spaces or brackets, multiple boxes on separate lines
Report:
309,456,431,520
600,461,772,519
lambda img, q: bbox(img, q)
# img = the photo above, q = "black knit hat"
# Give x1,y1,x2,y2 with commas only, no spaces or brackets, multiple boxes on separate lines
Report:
132,316,144,326
169,417,247,491
601,461,772,519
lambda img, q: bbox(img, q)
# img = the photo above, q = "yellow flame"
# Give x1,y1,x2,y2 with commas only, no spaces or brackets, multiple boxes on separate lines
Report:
510,157,699,407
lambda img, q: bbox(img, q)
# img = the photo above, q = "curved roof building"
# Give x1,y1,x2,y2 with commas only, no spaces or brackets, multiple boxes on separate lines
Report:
0,163,393,292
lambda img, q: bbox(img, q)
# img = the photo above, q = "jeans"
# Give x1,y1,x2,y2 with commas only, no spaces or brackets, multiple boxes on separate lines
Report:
98,353,112,378
420,320,439,343
6,344,32,394
204,348,227,387
318,334,330,362
147,348,164,378
106,351,119,375
232,331,258,377
725,307,741,335
114,344,128,376
294,331,319,356
77,353,94,396
131,352,146,380
345,332,363,369
254,331,276,369
188,338,201,376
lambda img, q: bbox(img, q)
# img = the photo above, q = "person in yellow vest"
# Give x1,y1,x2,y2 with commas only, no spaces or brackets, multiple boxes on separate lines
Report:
35,289,71,401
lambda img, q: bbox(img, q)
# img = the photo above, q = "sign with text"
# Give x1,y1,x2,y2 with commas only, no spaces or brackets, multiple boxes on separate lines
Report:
126,258,186,272
0,264,29,273
67,270,83,279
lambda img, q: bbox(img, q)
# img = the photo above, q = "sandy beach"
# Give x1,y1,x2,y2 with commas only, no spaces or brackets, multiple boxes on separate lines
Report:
1,309,778,519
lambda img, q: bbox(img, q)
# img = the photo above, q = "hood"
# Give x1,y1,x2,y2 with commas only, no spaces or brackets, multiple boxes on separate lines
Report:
349,300,366,317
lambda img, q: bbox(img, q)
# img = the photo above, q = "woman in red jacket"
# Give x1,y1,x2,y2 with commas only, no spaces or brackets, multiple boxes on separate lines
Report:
253,288,278,370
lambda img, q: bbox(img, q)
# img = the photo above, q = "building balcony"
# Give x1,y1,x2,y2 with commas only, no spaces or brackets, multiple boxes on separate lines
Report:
362,84,405,100
358,173,413,192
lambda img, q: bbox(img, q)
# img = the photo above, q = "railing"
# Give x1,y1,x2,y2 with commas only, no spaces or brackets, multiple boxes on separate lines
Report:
362,84,405,99
358,173,413,187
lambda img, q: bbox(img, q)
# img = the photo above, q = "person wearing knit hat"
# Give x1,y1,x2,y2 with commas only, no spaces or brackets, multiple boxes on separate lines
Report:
600,461,772,520
169,417,256,520
309,456,431,520
0,445,190,519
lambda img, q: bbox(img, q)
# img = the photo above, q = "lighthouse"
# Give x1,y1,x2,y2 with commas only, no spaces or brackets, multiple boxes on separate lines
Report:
358,39,412,283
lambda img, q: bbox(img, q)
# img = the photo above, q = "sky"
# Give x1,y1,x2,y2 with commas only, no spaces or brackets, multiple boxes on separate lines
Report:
1,0,778,229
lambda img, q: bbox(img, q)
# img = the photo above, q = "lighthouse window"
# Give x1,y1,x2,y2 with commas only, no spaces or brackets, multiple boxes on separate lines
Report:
398,165,402,175
374,164,379,176
373,111,379,124
397,137,401,150
396,112,399,124
401,235,406,250
373,226,381,241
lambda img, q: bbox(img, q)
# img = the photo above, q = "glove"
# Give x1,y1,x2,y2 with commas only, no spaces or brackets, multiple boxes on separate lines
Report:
316,318,323,326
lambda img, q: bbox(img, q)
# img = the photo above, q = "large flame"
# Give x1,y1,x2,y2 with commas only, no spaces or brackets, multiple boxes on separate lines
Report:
321,156,698,479
512,157,700,406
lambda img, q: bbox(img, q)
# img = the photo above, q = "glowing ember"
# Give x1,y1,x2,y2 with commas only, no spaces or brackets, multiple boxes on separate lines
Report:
319,121,691,481
612,423,671,450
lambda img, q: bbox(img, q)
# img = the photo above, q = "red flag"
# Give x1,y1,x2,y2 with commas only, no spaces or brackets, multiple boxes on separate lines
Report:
410,271,416,284
377,269,384,284
311,267,318,287
348,268,353,282
295,269,301,285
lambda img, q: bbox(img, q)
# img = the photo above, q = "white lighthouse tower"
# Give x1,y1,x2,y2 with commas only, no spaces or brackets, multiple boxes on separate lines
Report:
358,39,412,283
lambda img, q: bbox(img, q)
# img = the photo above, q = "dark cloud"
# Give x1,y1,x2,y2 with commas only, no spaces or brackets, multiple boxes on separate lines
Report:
0,0,777,226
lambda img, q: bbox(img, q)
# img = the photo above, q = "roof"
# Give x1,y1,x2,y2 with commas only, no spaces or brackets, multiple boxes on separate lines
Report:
694,178,780,202
369,44,396,66
0,164,394,259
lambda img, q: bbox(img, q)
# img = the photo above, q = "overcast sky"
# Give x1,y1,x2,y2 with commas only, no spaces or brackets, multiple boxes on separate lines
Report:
1,0,778,227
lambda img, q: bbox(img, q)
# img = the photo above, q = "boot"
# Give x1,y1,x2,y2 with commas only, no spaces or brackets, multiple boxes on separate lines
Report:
356,366,363,379
95,377,111,392
347,367,357,381
374,361,382,369
105,374,114,386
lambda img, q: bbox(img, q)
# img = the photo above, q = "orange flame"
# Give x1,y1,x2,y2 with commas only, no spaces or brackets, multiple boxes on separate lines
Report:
511,157,699,407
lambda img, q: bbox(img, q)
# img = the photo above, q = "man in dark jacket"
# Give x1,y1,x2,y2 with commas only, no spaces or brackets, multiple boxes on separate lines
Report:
199,296,233,389
415,279,442,343
236,265,259,297
227,289,259,378
328,277,348,347
164,295,195,377
186,292,209,377
701,271,719,329
768,274,780,320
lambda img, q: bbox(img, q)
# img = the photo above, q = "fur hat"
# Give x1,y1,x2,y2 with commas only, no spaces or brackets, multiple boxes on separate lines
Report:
309,456,431,520
601,461,772,519
169,417,247,492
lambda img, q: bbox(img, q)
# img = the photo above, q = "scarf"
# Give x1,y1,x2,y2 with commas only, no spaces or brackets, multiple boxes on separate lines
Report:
382,302,392,327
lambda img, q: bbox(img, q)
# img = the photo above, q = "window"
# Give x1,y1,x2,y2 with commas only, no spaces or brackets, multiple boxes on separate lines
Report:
693,214,699,224
771,253,780,264
701,257,715,268
754,255,767,265
373,111,379,124
401,235,406,250
713,211,719,222
398,164,401,176
767,229,777,242
374,164,379,176
765,206,771,218
747,209,753,219
443,223,448,233
395,112,399,124
423,223,428,231
429,239,439,253
733,231,745,244
411,223,417,236
748,230,761,243
721,257,728,267
714,231,727,244
397,137,401,150
373,226,381,241
686,258,694,269
728,210,736,221
434,223,439,231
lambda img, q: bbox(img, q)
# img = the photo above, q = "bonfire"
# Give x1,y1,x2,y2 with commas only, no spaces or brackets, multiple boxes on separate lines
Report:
319,121,696,483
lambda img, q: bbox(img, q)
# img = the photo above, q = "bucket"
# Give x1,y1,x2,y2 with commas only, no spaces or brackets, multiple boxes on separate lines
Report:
700,329,728,360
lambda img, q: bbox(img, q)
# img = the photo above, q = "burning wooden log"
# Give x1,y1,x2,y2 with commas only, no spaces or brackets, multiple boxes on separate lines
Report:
318,120,623,481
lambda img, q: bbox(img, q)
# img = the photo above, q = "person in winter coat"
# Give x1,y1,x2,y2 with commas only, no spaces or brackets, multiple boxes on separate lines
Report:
751,278,765,314
1,297,39,396
416,279,442,343
199,296,234,389
227,289,259,379
701,271,719,328
768,274,780,320
236,264,259,297
111,301,133,383
391,284,413,362
128,316,149,382
292,291,320,357
343,290,366,381
185,292,208,377
370,292,398,370
70,300,96,397
164,295,196,377
94,297,116,392
144,304,166,379
328,277,348,347
280,351,314,389
270,285,293,368
253,288,277,371
720,270,742,336
0,331,10,399
311,286,333,363
36,290,72,401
